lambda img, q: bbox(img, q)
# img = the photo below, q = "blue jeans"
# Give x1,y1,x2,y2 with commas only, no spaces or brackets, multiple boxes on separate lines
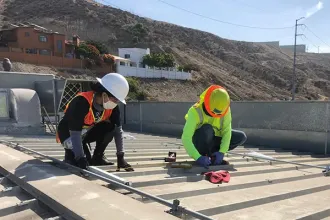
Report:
192,124,247,156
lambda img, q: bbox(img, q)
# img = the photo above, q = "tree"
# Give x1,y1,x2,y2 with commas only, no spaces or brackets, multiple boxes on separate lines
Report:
75,43,100,59
85,40,109,54
129,23,148,43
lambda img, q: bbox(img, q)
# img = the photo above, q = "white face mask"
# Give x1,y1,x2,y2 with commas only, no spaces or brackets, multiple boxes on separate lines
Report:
103,95,117,109
103,100,117,109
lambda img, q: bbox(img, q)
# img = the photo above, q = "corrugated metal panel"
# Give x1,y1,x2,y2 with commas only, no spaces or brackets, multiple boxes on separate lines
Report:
2,132,330,219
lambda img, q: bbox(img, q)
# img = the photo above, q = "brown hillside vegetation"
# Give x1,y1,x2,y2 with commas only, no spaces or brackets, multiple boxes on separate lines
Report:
1,0,330,101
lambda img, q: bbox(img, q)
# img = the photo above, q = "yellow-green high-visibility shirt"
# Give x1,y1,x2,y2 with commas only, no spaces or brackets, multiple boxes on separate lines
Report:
181,103,232,160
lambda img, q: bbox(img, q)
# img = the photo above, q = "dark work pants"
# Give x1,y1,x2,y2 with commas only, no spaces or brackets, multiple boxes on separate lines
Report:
193,124,247,156
82,121,115,162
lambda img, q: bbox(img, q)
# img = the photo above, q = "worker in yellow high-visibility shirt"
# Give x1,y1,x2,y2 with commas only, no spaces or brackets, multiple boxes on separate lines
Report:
181,85,247,168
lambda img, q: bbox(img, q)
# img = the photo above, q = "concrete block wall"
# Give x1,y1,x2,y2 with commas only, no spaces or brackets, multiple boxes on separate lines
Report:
122,101,330,155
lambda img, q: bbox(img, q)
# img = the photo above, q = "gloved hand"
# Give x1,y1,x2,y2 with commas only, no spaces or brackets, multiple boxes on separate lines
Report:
76,157,89,170
196,156,211,168
212,152,224,165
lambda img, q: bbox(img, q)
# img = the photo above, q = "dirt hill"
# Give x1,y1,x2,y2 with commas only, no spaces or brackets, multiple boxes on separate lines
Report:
1,0,330,101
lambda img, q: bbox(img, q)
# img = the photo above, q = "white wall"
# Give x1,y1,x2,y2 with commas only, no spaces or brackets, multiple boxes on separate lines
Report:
118,48,150,67
117,65,191,80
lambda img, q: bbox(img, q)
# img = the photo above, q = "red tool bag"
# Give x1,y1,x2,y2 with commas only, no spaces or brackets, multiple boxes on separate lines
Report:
203,170,231,184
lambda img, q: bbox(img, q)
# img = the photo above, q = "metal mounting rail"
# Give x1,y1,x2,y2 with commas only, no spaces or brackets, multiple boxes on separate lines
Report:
163,142,330,176
0,140,214,220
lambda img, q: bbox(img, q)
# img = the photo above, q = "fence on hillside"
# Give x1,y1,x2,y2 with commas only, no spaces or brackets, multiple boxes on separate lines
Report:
0,50,83,69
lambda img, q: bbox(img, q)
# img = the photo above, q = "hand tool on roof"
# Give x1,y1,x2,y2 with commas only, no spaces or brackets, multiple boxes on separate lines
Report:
151,151,177,162
164,142,330,177
170,162,193,169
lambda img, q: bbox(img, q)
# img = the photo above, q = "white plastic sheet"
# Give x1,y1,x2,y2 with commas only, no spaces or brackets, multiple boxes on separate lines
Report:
245,150,275,161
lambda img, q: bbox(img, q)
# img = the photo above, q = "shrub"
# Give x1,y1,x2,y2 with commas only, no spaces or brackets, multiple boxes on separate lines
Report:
178,63,200,72
85,40,109,54
103,54,115,65
75,43,100,59
126,77,148,100
142,53,175,68
87,44,100,58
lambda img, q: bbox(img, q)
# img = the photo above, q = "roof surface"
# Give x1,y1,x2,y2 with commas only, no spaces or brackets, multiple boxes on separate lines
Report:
1,132,330,220
0,173,59,220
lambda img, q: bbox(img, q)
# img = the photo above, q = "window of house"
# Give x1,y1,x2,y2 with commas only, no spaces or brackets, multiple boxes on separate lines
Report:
39,49,51,56
25,32,30,37
57,40,62,52
120,61,125,66
25,48,38,54
124,54,130,59
39,35,47,42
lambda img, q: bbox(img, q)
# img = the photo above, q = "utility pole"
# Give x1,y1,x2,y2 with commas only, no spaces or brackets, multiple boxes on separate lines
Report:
291,17,305,101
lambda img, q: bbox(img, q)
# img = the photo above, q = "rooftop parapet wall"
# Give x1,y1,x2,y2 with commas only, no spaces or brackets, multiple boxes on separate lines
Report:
122,101,330,155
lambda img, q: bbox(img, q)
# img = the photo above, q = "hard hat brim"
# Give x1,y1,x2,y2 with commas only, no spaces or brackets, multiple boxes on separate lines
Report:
96,77,127,104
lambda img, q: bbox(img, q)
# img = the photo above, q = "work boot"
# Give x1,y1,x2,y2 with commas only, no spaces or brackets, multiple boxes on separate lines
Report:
91,153,114,166
116,152,134,172
63,149,77,166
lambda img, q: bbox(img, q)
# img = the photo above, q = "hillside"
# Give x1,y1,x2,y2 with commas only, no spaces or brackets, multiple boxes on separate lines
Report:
1,0,330,101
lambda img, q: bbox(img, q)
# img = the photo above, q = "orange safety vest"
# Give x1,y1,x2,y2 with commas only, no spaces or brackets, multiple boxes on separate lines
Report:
55,91,113,143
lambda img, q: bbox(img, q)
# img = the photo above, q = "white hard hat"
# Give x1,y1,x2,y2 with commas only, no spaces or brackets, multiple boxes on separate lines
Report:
96,73,129,104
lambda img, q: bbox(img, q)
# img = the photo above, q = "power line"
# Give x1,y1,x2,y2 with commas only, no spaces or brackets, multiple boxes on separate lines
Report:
304,25,330,48
300,35,319,51
157,0,294,30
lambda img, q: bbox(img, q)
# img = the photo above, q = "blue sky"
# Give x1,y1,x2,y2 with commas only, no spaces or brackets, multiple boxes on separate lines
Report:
96,0,330,53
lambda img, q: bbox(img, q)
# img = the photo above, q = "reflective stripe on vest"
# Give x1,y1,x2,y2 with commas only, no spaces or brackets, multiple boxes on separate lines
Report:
64,91,113,127
195,107,224,131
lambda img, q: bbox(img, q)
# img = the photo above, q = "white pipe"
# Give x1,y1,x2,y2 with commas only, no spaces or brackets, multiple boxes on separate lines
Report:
87,166,132,186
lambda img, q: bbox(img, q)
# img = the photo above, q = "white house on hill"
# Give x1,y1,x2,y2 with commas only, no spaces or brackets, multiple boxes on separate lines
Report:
116,47,191,80
118,48,150,68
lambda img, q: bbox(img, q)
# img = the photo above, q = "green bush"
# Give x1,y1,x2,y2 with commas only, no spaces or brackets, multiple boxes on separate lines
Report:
75,43,100,59
178,63,200,72
142,53,175,68
85,40,109,54
126,77,147,101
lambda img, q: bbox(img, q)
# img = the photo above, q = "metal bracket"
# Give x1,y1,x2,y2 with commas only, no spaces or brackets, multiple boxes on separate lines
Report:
165,199,186,218
322,166,330,176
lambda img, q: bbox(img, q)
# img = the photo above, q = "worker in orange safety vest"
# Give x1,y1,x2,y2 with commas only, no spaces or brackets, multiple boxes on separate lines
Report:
56,73,134,171
181,85,247,168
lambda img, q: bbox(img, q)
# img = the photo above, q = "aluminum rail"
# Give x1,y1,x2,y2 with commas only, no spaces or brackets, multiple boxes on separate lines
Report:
0,140,214,220
163,142,330,175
